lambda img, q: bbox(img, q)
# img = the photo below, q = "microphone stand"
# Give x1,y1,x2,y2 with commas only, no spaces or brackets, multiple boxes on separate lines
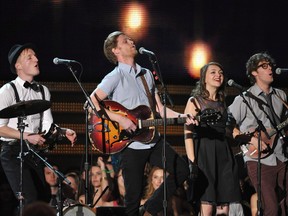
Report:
239,91,270,216
64,63,101,207
147,54,174,216
16,115,27,216
90,186,109,208
84,105,90,206
24,141,70,216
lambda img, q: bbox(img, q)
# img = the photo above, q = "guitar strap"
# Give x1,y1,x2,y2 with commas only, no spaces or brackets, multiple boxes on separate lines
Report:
189,97,201,113
274,90,288,110
262,90,288,154
275,92,288,156
140,71,156,115
264,89,288,127
264,89,288,126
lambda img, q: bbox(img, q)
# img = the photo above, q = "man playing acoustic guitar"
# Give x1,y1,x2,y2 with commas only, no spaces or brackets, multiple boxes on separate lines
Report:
89,31,197,216
228,52,288,216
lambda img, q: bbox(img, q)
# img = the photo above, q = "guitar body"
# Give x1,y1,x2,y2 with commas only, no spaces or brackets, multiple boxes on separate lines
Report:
240,116,288,159
88,100,155,154
88,100,221,154
241,129,277,159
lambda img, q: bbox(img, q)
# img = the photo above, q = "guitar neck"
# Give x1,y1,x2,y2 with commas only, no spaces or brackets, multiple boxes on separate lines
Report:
139,117,187,128
269,117,288,137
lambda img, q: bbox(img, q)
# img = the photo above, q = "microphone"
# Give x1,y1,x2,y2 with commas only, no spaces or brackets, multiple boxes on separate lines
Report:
227,79,245,91
138,47,155,56
275,68,288,75
53,57,77,65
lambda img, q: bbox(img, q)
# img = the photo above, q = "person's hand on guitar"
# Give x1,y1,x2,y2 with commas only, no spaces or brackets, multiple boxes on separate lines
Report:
249,136,270,153
65,129,77,146
179,113,199,126
24,133,46,145
49,124,77,147
118,115,137,134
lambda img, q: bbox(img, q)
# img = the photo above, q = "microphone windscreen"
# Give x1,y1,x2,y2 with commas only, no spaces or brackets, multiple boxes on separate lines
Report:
275,68,281,75
53,58,59,65
227,79,234,86
138,47,144,54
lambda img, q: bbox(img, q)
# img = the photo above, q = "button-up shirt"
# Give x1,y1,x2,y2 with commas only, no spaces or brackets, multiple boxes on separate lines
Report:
0,76,53,141
228,83,287,165
96,62,160,149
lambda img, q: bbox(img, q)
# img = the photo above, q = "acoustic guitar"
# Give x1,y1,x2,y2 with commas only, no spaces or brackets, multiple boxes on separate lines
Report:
240,117,288,159
88,100,221,154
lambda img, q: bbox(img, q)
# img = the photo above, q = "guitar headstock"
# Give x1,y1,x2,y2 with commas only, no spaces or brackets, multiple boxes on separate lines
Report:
198,108,222,124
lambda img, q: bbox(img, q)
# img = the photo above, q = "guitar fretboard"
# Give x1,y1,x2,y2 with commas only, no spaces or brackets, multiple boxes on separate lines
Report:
269,117,288,137
139,117,187,128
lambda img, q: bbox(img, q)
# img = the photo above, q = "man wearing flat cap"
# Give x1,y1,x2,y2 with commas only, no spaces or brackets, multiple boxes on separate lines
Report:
0,43,77,212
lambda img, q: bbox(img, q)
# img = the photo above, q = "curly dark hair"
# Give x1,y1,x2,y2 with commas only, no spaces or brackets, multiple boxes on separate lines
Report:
103,31,124,65
246,52,275,84
191,62,226,102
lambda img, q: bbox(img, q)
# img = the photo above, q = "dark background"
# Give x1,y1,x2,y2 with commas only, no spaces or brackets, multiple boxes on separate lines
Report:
0,1,287,214
0,0,288,173
1,0,288,87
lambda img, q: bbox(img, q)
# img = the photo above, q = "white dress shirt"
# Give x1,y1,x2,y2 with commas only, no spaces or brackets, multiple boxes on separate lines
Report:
0,76,53,141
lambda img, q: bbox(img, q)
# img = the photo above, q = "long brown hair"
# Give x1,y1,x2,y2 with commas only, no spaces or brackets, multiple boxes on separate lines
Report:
143,166,163,200
191,62,226,102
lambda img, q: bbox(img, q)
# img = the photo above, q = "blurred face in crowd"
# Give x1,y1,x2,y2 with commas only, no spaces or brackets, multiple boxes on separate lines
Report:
90,166,102,188
151,168,164,190
44,166,58,187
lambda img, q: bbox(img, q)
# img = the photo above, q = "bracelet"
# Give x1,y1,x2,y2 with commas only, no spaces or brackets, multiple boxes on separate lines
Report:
102,169,113,174
184,133,193,139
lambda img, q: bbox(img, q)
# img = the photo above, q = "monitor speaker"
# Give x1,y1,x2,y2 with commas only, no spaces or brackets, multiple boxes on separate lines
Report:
96,206,126,216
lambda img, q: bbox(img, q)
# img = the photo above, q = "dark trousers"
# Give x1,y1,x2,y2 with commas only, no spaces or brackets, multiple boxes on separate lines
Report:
0,142,50,208
247,160,288,216
120,139,189,216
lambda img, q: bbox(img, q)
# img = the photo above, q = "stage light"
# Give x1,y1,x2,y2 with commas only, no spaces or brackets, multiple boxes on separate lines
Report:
119,2,149,41
185,40,211,79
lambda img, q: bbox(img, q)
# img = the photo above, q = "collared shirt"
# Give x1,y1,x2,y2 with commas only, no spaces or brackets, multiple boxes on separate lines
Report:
228,83,287,165
97,62,159,149
0,76,53,141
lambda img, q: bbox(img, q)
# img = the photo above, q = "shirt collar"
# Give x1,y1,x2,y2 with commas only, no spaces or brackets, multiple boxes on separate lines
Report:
250,83,274,96
118,62,142,76
16,76,27,88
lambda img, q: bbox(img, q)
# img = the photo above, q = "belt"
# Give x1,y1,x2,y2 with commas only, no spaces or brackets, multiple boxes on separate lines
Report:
0,140,19,146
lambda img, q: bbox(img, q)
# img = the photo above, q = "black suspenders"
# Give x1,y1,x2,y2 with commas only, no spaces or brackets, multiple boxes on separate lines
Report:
9,82,46,132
